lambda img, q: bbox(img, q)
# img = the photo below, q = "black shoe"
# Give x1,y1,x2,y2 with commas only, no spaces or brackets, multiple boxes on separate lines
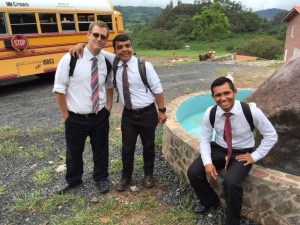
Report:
194,200,220,214
96,180,109,193
56,181,82,195
115,178,131,191
143,175,155,188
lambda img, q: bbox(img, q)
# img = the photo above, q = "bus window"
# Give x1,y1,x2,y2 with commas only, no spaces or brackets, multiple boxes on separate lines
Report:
77,13,95,31
9,13,38,34
96,15,112,30
115,18,118,31
39,13,58,33
0,13,8,35
60,14,75,32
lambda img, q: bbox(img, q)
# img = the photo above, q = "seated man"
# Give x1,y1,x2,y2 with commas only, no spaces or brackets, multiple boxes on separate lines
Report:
187,77,278,225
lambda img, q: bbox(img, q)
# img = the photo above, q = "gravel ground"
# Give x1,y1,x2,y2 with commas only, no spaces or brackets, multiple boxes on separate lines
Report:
0,61,268,225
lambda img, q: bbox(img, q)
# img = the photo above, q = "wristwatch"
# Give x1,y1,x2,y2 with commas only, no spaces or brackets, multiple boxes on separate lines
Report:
158,107,166,113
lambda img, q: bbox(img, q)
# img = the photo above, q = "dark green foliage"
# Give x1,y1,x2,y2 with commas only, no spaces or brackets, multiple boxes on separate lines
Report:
193,2,230,49
272,11,289,25
267,25,287,41
133,29,183,50
238,36,284,59
226,45,234,52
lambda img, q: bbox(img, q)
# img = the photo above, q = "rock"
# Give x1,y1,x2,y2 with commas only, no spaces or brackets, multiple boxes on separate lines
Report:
55,164,66,172
246,53,300,176
130,185,139,192
91,197,99,203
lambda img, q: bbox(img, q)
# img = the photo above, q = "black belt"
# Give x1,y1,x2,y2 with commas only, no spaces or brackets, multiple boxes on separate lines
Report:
68,111,97,118
124,103,155,114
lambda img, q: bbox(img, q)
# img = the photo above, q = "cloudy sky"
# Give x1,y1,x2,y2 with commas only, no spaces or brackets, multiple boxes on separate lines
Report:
110,0,298,12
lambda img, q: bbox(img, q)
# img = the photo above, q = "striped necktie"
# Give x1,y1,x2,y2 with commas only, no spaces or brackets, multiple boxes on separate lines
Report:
91,57,99,114
224,113,232,169
122,62,132,109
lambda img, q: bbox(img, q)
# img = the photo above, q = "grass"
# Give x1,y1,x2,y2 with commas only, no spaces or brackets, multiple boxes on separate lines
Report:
10,188,196,224
33,167,54,186
109,116,122,149
0,126,19,141
49,194,195,225
11,191,81,213
155,133,163,148
110,155,144,174
0,186,5,195
0,139,22,155
11,191,41,212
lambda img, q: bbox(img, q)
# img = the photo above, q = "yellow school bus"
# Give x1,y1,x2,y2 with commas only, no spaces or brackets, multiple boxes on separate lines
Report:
0,0,124,82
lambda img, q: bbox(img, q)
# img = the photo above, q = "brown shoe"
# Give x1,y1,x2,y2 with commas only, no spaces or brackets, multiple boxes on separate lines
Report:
116,178,131,191
143,175,155,188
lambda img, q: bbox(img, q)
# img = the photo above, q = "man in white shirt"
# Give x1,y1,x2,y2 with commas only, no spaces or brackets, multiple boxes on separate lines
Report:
53,21,114,194
187,77,278,225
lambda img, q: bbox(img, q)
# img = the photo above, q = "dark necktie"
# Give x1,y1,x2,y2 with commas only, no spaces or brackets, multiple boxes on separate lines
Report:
224,113,232,169
91,57,99,114
122,62,132,109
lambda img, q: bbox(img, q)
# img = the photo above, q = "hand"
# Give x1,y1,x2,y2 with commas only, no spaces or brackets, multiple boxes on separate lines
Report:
63,114,69,123
106,106,112,113
69,43,86,58
205,164,218,180
158,112,167,124
236,153,255,166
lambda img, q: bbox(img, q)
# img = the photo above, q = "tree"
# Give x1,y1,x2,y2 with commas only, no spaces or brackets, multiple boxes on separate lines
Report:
193,2,230,49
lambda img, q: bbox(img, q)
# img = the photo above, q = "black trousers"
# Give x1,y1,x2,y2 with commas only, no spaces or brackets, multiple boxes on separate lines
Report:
65,107,110,184
121,104,158,179
187,142,253,225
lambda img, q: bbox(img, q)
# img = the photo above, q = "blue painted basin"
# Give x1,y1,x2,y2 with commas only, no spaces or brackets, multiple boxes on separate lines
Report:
177,90,254,138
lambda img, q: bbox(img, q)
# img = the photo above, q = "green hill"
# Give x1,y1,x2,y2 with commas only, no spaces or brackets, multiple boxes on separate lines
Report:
114,6,162,33
254,8,288,20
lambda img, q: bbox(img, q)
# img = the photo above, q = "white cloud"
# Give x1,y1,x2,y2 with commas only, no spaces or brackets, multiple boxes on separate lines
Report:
110,0,298,11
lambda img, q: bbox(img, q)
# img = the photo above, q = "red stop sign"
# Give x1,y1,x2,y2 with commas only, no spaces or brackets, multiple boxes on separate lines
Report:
11,34,28,51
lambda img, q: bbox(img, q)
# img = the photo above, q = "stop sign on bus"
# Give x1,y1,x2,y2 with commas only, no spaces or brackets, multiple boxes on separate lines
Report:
11,34,28,51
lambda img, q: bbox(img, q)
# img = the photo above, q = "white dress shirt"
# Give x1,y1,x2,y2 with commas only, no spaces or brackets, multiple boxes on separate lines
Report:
53,48,113,114
101,50,163,109
200,100,278,166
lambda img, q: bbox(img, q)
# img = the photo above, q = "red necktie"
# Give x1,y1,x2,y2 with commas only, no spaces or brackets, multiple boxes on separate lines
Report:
224,113,232,169
122,62,132,109
91,57,99,114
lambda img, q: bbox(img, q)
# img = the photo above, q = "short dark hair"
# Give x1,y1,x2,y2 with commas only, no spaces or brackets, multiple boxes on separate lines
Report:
211,77,235,95
113,33,132,49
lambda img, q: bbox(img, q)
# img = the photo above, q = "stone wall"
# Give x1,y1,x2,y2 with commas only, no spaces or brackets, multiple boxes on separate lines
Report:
162,91,300,225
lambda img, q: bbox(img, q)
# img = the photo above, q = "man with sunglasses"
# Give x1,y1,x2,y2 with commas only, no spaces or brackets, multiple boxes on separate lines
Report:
53,21,114,194
70,33,167,191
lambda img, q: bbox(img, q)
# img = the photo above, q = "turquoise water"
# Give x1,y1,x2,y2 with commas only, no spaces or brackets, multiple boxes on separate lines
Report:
177,90,254,139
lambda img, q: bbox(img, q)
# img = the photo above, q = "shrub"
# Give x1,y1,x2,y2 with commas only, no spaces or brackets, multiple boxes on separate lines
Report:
226,45,235,52
238,36,284,60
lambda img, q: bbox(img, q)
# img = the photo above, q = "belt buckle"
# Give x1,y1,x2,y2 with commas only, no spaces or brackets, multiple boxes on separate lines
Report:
133,109,140,114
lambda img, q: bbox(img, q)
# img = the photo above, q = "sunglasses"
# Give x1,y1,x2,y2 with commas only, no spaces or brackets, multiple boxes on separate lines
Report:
91,33,108,40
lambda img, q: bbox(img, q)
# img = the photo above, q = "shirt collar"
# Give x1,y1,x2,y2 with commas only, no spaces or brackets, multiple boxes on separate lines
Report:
217,100,239,116
118,56,136,68
84,47,100,61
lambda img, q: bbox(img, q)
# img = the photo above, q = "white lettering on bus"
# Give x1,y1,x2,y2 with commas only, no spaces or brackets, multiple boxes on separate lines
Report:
6,2,29,7
13,39,26,46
